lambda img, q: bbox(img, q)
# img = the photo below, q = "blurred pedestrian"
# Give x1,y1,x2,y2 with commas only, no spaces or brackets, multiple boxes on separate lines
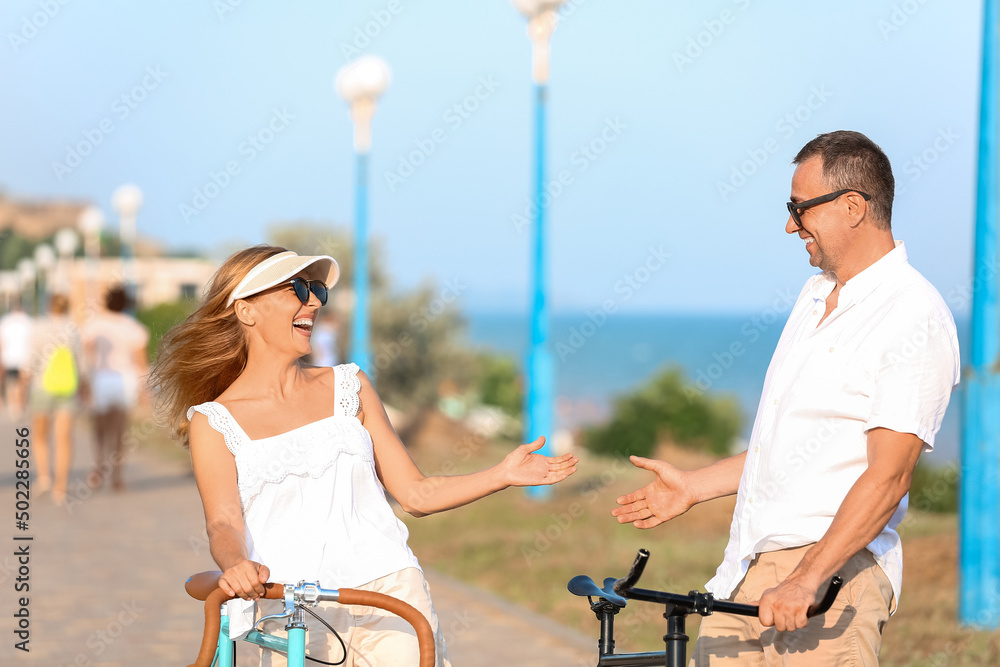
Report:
307,313,339,367
25,293,84,505
0,297,33,420
81,284,150,492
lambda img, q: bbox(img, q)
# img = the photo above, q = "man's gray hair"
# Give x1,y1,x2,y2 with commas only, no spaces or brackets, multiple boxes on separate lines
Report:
793,131,895,230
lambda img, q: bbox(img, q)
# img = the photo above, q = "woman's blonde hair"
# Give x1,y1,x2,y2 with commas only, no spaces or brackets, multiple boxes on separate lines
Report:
149,244,287,447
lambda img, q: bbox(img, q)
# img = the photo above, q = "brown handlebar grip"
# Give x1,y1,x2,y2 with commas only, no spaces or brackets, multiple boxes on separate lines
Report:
337,588,436,667
187,582,283,667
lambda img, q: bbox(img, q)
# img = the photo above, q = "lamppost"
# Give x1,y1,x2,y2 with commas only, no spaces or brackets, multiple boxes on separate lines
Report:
16,258,36,315
78,206,105,310
112,184,143,313
336,55,391,377
33,244,56,315
54,228,79,296
512,0,567,499
960,0,1000,629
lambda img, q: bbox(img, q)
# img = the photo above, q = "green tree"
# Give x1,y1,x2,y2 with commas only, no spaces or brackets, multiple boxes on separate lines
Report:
137,299,197,361
583,366,742,458
475,353,523,417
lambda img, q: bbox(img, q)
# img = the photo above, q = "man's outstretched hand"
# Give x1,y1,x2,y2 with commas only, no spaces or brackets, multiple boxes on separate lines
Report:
611,456,696,529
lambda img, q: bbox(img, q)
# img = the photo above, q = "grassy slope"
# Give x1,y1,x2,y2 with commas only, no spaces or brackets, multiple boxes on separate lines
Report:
400,441,1000,666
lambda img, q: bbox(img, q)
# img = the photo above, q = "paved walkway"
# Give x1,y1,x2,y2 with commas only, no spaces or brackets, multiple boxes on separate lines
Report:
0,412,595,666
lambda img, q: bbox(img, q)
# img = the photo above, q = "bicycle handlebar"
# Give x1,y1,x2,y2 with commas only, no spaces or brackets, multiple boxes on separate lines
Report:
184,571,435,667
611,549,843,619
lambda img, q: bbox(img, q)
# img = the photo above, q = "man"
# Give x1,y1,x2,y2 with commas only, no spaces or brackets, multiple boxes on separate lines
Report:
0,298,33,419
612,130,960,665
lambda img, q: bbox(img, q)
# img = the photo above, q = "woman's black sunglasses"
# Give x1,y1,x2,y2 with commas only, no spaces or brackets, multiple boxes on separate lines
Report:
287,277,328,305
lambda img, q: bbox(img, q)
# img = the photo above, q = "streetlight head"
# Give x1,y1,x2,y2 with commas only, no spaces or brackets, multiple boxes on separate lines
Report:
78,206,105,235
511,0,567,19
336,56,392,104
16,258,36,284
55,228,79,257
34,243,56,270
112,184,144,217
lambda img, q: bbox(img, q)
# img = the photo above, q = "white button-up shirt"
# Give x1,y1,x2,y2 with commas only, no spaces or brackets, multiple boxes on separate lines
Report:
706,241,960,610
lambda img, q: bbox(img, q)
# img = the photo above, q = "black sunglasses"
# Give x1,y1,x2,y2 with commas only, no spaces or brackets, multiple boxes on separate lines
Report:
286,277,328,305
786,189,871,229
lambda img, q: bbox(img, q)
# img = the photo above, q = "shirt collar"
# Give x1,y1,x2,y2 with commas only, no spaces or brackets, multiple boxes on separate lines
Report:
806,240,908,305
839,240,908,307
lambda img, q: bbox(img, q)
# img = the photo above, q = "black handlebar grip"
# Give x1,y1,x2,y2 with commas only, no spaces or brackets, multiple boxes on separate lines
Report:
613,548,650,596
806,575,843,617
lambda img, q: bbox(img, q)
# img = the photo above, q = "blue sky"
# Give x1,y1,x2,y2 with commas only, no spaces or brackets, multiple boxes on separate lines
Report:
0,0,985,314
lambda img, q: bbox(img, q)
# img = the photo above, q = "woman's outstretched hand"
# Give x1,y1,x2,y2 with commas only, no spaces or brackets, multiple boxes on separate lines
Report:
611,455,695,529
500,437,578,487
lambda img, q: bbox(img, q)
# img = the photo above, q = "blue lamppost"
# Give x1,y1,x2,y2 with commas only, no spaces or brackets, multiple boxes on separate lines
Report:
336,56,391,378
512,0,567,499
112,184,143,313
960,0,1000,630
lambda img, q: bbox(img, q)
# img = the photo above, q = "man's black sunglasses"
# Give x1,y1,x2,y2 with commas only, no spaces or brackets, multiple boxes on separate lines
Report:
786,189,871,229
287,277,328,305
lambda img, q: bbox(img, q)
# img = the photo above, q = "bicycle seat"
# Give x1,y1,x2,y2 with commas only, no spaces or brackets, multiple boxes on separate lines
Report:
186,571,223,601
568,575,628,608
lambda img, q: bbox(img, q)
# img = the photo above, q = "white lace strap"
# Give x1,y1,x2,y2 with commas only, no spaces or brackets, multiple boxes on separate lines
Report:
186,402,249,455
335,363,362,418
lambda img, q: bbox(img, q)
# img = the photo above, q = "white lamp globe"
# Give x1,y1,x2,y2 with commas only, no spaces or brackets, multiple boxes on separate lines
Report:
33,244,56,271
112,184,144,217
55,228,78,258
78,206,105,235
335,56,392,103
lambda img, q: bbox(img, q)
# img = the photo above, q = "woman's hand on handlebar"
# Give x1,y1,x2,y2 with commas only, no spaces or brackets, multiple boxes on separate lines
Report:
219,560,270,600
612,456,696,528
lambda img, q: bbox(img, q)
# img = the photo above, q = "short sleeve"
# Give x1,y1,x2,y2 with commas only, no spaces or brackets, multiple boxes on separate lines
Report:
865,311,960,451
335,363,362,418
187,403,245,455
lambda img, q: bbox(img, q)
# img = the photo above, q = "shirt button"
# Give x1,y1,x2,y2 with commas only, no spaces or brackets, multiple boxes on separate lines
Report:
748,497,754,504
829,347,834,353
773,399,778,406
812,310,818,316
754,447,760,453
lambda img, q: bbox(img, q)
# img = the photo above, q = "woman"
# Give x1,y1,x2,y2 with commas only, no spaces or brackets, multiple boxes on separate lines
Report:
150,246,577,666
26,293,83,506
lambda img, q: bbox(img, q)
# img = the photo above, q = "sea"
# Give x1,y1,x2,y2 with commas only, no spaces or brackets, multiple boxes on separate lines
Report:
465,311,970,464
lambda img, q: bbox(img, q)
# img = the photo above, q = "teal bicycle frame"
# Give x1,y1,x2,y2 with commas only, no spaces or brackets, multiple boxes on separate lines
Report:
186,575,434,667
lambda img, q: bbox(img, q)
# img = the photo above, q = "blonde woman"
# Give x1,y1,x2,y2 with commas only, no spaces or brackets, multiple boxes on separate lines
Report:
150,245,576,666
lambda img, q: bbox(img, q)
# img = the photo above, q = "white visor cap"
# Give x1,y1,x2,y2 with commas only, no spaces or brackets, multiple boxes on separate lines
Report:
227,251,340,307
